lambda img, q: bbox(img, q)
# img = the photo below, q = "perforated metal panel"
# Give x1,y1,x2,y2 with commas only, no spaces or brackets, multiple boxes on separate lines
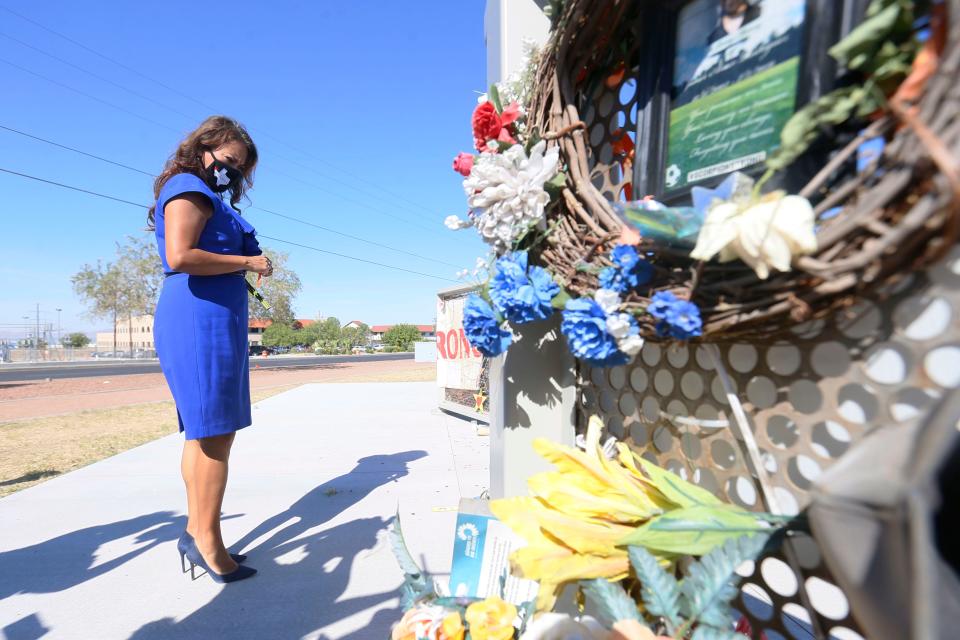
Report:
578,245,960,638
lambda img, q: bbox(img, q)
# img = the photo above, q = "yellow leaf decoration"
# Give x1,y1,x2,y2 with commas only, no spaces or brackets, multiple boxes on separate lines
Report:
490,415,766,611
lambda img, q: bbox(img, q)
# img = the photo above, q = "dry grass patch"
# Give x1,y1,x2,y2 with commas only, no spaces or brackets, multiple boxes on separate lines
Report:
0,385,295,497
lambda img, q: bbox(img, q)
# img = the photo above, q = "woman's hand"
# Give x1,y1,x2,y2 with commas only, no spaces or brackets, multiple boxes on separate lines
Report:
245,255,273,277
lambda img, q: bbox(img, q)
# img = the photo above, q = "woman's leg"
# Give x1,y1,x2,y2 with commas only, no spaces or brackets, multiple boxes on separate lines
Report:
191,432,238,573
182,439,199,538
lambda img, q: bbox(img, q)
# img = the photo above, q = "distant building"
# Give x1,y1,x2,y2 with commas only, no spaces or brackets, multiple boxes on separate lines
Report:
344,320,367,330
96,315,155,352
369,325,436,343
96,315,319,351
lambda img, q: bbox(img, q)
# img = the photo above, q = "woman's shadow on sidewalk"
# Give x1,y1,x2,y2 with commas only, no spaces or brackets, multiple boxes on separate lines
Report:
128,449,427,640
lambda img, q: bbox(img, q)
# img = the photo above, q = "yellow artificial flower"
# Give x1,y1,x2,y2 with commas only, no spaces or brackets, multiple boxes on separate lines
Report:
465,596,518,640
490,416,673,610
490,415,762,610
440,612,465,640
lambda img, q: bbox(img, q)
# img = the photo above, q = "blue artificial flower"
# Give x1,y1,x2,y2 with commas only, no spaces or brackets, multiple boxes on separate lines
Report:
463,294,512,357
665,299,703,339
599,245,654,293
648,290,679,320
561,298,629,368
489,251,559,324
648,291,702,340
611,244,641,271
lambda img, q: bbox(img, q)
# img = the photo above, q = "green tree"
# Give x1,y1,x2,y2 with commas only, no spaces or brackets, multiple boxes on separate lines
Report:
63,332,91,348
115,234,164,350
248,248,301,325
72,260,124,354
383,324,422,351
342,323,370,348
262,322,297,348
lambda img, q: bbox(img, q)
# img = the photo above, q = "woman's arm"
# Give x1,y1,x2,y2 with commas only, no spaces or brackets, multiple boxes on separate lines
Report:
164,193,270,276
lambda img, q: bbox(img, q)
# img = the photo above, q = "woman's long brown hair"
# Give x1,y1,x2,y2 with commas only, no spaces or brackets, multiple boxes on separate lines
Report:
147,115,259,228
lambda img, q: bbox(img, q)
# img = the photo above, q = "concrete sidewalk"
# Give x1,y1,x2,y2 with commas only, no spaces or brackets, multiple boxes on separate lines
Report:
0,382,488,640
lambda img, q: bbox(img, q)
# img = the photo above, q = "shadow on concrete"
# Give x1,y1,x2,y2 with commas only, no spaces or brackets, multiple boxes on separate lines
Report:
128,450,427,640
0,511,184,601
1,612,49,640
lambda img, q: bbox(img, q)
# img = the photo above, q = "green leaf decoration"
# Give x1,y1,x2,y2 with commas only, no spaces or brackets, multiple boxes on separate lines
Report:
628,546,682,634
766,0,917,173
679,533,770,630
828,1,905,70
619,505,770,556
551,287,572,310
632,456,722,508
691,627,746,640
489,83,503,113
388,513,434,608
766,86,868,172
581,578,643,625
544,171,568,200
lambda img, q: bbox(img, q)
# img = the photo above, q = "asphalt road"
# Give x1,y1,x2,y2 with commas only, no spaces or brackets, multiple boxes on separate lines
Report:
0,353,415,382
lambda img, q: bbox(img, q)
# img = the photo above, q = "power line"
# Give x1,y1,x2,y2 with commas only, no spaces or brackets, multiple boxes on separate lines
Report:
0,124,154,177
0,167,149,208
0,27,446,231
250,205,460,268
0,5,450,222
0,56,180,133
0,166,458,283
0,52,451,237
0,31,199,123
0,123,459,266
257,235,456,282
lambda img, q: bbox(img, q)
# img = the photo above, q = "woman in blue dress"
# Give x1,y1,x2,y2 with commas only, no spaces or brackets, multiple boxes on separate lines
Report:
149,116,270,583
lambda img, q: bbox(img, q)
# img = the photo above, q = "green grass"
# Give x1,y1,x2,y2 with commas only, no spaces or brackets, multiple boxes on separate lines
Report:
666,57,800,190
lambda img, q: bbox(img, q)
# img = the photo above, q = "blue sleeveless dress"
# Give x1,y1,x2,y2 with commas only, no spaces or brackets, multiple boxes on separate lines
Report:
153,173,262,440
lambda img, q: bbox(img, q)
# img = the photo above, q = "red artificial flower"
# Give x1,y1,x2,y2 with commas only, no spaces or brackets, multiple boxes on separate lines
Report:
453,152,475,177
500,102,521,127
472,101,502,152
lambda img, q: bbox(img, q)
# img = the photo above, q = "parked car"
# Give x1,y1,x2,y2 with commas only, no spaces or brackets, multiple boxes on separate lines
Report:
249,345,269,356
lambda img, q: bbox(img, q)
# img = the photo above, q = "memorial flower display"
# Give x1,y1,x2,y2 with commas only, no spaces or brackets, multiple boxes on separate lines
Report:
418,0,954,638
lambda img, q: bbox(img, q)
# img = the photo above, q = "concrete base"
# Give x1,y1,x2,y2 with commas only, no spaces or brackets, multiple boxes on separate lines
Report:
0,382,488,640
489,317,577,499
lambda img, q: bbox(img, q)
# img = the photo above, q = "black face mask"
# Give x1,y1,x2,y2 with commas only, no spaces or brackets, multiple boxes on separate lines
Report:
204,152,243,193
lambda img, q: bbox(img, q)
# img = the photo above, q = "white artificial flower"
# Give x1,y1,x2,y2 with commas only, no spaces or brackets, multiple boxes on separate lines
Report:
605,312,633,339
444,215,473,230
691,194,817,280
593,288,622,315
618,333,645,356
462,141,560,252
456,269,470,279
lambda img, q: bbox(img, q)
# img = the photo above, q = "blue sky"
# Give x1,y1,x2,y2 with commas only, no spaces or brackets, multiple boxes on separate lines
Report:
0,0,487,339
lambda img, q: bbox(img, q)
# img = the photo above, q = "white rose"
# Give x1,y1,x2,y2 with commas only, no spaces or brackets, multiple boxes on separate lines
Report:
691,194,817,280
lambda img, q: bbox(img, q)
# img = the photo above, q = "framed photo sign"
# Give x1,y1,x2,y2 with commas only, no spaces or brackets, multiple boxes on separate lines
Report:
664,0,807,191
633,0,867,201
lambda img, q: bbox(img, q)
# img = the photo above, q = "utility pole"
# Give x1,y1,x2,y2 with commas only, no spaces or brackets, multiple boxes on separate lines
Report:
35,303,40,349
56,308,62,346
